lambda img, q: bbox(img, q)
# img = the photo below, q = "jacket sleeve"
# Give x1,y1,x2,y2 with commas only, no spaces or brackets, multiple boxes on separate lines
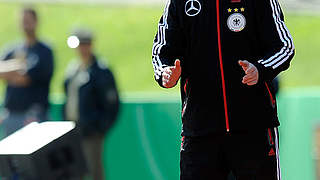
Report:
1,50,13,61
253,0,295,82
95,68,120,134
152,0,185,88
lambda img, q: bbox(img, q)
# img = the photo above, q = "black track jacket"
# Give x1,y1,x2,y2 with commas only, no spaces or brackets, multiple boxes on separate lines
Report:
152,0,295,137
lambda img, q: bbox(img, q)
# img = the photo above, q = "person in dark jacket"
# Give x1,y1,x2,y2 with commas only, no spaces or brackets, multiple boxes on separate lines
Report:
0,7,54,137
152,0,295,179
64,28,119,180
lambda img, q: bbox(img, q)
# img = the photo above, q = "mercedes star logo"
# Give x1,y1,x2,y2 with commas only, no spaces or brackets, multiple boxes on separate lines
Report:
185,0,201,17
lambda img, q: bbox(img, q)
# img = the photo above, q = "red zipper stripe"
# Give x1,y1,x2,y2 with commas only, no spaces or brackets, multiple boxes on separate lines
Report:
265,82,276,107
216,0,230,132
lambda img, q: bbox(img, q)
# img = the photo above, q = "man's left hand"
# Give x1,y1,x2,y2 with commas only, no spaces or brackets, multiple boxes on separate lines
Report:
238,60,259,86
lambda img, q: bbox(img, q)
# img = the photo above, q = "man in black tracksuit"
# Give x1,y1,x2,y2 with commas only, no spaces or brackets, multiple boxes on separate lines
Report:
152,0,294,179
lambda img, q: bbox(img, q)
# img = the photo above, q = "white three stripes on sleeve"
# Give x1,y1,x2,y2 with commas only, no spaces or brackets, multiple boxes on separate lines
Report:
152,0,171,80
258,0,294,70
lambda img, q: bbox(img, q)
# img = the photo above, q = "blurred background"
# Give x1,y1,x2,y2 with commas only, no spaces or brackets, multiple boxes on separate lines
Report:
0,0,319,179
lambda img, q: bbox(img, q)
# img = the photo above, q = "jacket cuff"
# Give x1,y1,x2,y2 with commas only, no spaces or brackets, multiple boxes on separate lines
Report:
155,65,180,89
155,65,167,88
253,62,268,84
156,73,166,88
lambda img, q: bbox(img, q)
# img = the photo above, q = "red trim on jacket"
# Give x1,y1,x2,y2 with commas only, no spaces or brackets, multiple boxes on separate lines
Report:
216,0,230,132
265,82,276,107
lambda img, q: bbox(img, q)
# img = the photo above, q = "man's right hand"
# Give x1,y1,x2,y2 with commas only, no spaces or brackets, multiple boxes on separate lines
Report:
162,60,181,88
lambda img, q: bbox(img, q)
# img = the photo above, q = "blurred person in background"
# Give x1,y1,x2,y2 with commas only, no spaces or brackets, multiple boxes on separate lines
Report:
0,7,54,137
64,28,119,180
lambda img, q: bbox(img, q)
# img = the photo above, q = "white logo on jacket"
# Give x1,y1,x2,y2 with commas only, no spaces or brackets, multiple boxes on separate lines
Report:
185,0,201,17
227,13,246,32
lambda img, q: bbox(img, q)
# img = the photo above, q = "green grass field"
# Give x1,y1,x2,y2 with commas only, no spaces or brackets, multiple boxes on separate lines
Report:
0,3,319,98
